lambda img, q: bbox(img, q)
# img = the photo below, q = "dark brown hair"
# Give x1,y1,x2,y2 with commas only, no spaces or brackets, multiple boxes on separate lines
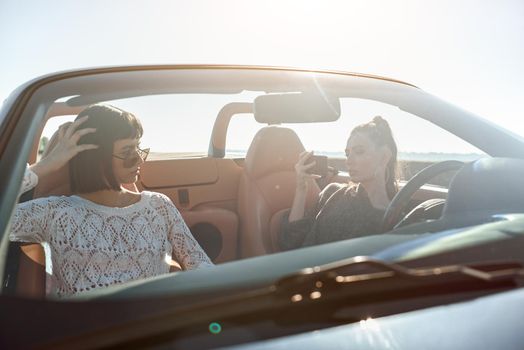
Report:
69,104,143,193
350,116,398,199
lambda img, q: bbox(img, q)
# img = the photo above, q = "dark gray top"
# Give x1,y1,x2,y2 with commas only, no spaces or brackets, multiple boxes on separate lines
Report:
279,183,385,250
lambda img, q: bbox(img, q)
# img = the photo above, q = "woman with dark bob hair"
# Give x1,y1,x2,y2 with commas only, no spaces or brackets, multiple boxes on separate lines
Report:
11,104,213,297
279,116,398,250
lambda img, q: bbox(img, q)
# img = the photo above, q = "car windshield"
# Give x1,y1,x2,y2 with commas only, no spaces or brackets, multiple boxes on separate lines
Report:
0,66,524,348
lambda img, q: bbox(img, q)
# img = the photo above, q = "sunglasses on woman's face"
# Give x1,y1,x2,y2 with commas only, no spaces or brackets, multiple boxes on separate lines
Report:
113,147,150,168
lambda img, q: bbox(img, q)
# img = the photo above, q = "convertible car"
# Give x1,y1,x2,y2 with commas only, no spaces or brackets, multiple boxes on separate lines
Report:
1,65,524,349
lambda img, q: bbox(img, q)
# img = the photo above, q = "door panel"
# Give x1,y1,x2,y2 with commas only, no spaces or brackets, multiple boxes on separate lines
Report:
137,157,242,263
139,158,242,209
181,208,238,263
140,158,219,188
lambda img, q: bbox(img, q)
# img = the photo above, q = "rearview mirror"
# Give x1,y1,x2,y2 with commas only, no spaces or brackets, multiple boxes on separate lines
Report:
254,92,340,124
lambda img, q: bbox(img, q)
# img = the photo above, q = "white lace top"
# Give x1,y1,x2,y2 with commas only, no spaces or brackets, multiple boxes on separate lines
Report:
11,168,213,297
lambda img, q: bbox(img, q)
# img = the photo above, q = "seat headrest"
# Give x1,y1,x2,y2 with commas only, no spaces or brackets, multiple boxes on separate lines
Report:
244,126,305,178
443,158,524,217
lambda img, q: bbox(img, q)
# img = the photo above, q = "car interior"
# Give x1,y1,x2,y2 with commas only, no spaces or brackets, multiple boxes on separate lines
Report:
5,67,524,301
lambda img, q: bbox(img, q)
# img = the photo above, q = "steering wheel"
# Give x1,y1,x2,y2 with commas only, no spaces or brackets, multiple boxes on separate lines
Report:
382,160,464,231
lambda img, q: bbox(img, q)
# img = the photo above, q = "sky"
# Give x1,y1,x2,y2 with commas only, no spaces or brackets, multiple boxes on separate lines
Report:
1,0,523,143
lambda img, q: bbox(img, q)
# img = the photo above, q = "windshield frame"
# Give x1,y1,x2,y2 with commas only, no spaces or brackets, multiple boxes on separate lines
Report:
2,65,524,294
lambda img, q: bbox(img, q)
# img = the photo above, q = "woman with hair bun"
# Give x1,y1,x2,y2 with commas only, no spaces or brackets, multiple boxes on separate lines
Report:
279,116,398,250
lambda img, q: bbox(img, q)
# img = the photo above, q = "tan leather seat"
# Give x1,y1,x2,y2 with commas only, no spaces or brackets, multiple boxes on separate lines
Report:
237,126,320,258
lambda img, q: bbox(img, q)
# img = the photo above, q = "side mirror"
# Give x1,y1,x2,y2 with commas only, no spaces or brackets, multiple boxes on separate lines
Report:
254,92,340,124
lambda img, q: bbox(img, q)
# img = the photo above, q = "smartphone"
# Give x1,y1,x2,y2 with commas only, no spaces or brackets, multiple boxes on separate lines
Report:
305,155,328,177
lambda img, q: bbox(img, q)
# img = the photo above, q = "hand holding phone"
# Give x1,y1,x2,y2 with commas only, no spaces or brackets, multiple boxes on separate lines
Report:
304,154,328,177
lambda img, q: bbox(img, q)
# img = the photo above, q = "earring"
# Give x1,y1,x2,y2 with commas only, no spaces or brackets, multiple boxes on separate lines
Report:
373,166,382,180
384,166,391,183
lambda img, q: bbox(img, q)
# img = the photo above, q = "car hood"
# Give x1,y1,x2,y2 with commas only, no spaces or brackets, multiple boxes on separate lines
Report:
223,286,524,350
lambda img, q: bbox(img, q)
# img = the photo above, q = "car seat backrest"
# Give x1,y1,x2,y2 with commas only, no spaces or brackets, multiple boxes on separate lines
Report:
237,126,320,257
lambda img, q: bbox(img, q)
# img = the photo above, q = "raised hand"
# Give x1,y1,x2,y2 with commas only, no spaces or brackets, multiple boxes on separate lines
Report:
295,150,320,191
30,115,98,177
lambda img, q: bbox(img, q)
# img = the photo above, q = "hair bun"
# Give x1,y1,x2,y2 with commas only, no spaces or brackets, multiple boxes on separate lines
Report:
372,115,391,130
372,115,386,125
